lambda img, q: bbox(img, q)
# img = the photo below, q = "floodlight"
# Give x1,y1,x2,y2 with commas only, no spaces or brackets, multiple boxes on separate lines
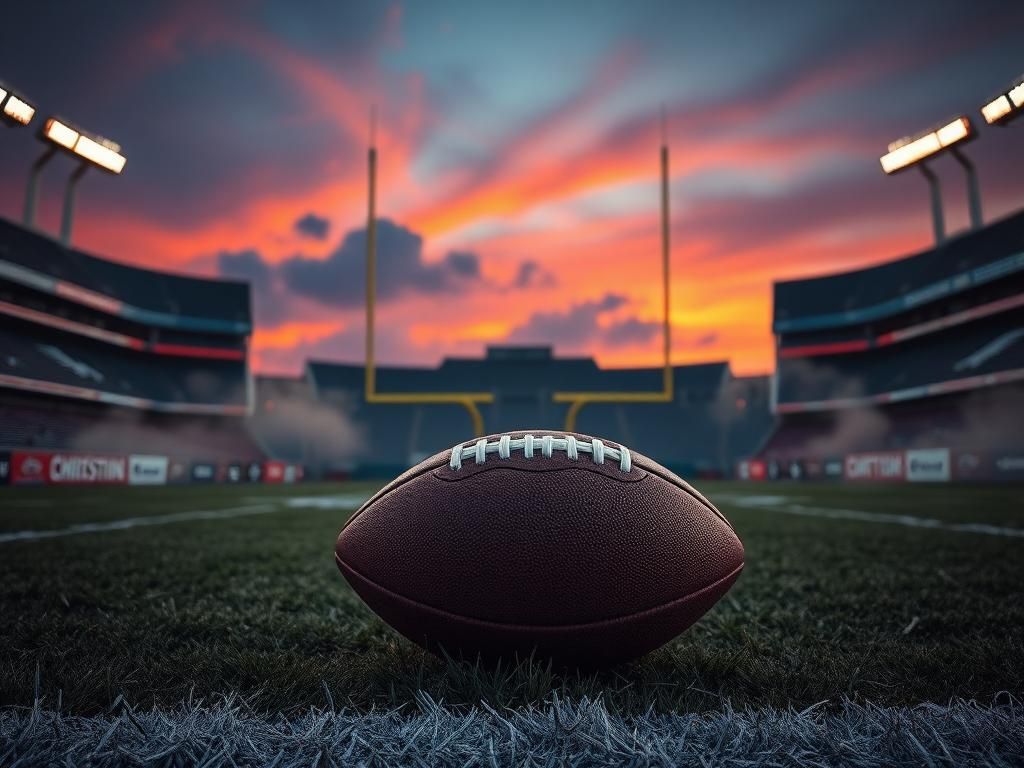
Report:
44,118,78,148
1012,82,1024,108
74,133,126,174
981,74,1024,126
26,116,127,244
880,116,973,174
0,82,35,126
42,117,125,174
880,115,982,243
981,95,1012,124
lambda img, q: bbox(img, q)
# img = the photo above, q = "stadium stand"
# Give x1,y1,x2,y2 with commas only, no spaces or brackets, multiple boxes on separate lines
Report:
0,217,262,466
762,209,1024,481
298,345,773,478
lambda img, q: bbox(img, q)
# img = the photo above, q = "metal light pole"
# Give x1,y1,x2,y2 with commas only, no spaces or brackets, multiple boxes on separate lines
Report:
25,117,125,245
880,116,976,245
23,146,56,229
950,147,983,230
917,164,945,244
60,162,90,245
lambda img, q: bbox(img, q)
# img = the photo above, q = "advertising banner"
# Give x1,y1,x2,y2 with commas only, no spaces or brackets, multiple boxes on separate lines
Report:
11,451,128,485
736,459,767,481
953,451,987,481
844,451,905,481
263,461,286,484
190,462,217,483
994,454,1024,481
168,460,189,484
905,448,951,482
823,458,844,479
0,450,9,485
128,455,169,486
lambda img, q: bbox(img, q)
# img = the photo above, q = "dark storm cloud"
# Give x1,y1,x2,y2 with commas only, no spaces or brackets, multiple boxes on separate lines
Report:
280,219,483,307
605,317,661,347
512,260,557,290
507,293,656,349
445,251,482,278
216,248,288,326
294,213,330,240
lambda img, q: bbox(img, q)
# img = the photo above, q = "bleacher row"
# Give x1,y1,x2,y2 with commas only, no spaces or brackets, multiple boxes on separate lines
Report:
760,209,1024,482
250,350,773,478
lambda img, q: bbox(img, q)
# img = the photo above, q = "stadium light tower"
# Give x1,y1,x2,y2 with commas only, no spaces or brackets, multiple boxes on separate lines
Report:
880,116,981,242
981,73,1024,126
23,116,126,244
0,82,36,127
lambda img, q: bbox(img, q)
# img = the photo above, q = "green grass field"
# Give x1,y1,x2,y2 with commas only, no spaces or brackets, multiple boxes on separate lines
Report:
1,481,1022,716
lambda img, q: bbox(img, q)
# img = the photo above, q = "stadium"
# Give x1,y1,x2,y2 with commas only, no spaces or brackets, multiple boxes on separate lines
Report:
756,208,1024,483
2,5,1024,766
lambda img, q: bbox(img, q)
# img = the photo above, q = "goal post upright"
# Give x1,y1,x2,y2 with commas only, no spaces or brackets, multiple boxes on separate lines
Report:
555,115,675,431
363,111,493,436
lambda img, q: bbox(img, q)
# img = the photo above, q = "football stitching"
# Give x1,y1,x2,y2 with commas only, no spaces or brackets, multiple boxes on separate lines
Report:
449,434,632,473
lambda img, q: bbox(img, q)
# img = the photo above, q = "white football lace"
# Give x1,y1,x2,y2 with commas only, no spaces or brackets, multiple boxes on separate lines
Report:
449,434,631,473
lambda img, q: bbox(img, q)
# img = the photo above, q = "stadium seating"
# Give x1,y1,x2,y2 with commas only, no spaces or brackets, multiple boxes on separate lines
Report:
777,308,1024,406
299,347,773,476
765,209,1024,470
0,217,258,464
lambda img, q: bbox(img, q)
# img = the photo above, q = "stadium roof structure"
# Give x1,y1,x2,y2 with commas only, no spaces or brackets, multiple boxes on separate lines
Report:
0,217,251,333
773,209,1024,333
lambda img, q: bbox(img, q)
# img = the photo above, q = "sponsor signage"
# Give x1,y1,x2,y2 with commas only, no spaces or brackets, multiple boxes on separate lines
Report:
824,458,844,478
190,462,217,483
844,451,905,481
168,461,188,484
905,448,951,483
736,459,767,481
0,450,9,485
225,463,243,483
263,461,285,484
129,454,169,486
11,451,128,485
994,454,1024,480
954,451,986,481
247,462,263,483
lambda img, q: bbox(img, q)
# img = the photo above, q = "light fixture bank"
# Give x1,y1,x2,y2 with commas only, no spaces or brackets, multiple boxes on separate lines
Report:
42,117,126,174
879,116,973,175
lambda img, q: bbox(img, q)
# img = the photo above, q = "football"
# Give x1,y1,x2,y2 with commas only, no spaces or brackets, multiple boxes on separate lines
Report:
335,430,744,666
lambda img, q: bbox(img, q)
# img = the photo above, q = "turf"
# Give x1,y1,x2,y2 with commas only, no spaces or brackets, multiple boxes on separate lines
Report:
5,695,1024,767
0,482,1022,716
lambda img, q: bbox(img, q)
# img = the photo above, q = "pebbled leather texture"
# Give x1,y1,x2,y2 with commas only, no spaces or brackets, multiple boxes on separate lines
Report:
335,430,744,665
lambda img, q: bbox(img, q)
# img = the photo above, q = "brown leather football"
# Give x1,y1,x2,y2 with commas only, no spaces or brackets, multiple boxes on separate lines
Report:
335,430,744,666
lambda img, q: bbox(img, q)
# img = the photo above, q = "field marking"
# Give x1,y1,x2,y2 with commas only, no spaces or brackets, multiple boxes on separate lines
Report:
721,494,1024,538
244,494,369,511
0,504,279,544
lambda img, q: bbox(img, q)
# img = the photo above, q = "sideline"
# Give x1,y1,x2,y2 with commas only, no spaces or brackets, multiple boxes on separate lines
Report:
0,504,278,544
0,493,372,545
720,494,1024,538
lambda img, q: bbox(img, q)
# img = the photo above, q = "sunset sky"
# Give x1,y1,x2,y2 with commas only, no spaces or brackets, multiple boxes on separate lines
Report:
0,1,1021,375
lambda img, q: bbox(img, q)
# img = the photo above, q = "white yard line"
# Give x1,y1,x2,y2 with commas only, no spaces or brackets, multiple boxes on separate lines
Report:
720,494,1024,538
0,504,279,544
